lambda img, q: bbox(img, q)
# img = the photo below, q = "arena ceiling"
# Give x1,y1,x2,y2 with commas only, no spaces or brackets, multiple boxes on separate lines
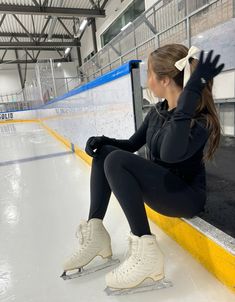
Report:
0,0,109,64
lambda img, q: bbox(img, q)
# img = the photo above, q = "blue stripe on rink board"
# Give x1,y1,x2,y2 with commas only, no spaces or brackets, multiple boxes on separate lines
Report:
38,60,141,108
0,151,73,167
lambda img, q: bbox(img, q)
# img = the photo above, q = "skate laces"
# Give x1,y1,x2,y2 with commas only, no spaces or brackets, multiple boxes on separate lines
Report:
75,220,89,245
123,235,131,259
124,234,138,258
114,235,139,275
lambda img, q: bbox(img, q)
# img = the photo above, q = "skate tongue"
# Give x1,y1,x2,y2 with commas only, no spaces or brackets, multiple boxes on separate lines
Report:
124,234,138,259
141,233,156,238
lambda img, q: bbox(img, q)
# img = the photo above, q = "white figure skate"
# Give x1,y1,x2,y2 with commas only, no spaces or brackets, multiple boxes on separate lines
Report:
104,233,173,295
61,218,119,280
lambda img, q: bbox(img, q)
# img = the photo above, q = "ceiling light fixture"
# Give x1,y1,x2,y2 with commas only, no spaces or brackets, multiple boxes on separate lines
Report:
65,47,71,55
79,19,88,31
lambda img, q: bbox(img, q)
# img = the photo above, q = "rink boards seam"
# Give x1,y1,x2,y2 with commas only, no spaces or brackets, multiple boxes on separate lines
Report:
2,119,235,293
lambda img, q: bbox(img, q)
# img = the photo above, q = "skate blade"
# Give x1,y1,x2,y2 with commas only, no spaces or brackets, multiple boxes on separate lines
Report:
60,258,120,280
104,277,173,296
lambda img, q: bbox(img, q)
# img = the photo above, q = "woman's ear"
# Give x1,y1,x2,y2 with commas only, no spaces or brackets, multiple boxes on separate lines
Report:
162,76,171,87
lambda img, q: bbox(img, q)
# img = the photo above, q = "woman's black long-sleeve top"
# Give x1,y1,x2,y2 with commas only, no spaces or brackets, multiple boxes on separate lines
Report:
108,90,210,194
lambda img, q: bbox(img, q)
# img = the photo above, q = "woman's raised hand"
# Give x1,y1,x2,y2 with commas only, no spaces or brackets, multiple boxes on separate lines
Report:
186,49,225,91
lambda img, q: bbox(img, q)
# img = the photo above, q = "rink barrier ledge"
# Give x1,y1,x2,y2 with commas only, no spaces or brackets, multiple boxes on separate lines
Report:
5,120,234,293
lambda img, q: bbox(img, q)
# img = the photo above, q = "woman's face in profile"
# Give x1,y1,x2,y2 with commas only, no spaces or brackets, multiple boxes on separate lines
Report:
147,62,166,98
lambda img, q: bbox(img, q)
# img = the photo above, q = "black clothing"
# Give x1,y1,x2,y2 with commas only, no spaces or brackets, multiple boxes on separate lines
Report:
88,94,210,236
88,144,206,237
94,98,210,194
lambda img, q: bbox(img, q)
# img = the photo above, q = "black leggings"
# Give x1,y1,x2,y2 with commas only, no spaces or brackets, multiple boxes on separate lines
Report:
88,145,206,236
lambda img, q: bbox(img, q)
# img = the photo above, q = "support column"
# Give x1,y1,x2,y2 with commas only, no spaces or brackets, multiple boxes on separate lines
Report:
91,18,98,54
75,38,82,67
15,50,24,89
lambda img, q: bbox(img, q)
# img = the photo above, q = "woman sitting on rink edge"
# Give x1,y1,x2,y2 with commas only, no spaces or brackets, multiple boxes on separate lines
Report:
62,43,224,292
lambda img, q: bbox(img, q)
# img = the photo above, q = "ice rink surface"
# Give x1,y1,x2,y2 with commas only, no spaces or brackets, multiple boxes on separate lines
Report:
0,122,235,302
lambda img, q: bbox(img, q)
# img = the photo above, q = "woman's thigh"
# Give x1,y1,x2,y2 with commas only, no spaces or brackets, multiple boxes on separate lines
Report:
105,149,206,218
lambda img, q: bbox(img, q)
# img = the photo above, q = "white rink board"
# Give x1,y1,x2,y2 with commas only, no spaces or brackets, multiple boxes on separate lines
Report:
39,73,136,150
0,64,137,151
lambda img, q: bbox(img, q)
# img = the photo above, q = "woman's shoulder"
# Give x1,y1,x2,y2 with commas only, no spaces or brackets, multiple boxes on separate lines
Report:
143,105,156,119
194,113,208,128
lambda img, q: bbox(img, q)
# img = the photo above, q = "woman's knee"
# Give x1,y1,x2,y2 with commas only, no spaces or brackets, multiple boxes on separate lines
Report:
95,144,119,160
104,149,127,175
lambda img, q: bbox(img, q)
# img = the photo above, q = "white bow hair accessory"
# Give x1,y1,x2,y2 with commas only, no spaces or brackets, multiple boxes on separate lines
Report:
174,45,201,87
